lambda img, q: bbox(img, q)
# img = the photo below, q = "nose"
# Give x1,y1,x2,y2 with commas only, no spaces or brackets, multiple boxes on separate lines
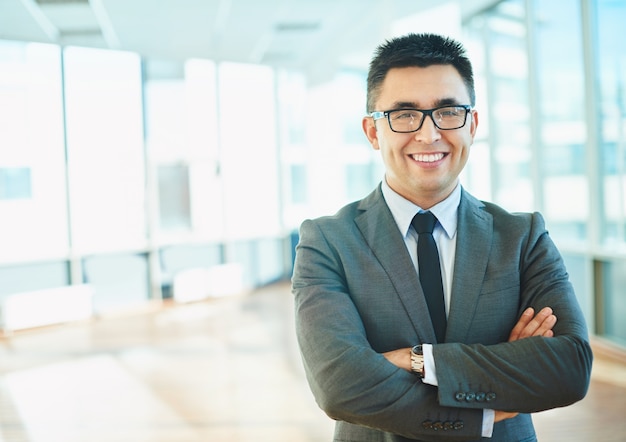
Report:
413,114,442,144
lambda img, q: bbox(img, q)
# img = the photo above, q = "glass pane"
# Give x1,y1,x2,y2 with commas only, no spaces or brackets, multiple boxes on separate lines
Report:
290,164,307,205
278,70,309,230
144,59,222,241
466,1,533,212
0,167,32,200
597,0,626,244
227,240,255,288
256,238,286,285
561,253,593,330
0,261,69,298
277,70,307,147
488,4,533,212
534,0,587,243
218,62,280,239
185,60,223,241
0,41,69,263
160,245,222,276
157,164,191,231
83,253,149,314
462,33,491,202
601,259,626,346
307,71,380,216
159,244,223,299
63,46,146,253
0,261,71,330
345,163,376,201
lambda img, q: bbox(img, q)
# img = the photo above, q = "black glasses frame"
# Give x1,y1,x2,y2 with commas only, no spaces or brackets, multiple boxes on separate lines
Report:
370,105,472,133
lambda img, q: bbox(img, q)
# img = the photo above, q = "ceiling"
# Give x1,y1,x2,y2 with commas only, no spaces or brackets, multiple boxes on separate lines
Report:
0,0,499,81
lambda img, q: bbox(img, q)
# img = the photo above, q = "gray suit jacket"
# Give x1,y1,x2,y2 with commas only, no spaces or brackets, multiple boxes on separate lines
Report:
292,185,592,441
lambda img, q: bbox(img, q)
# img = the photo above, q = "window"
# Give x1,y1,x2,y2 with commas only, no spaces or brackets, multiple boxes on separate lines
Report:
597,0,626,245
596,0,626,345
533,0,587,243
0,168,32,200
218,62,280,239
0,41,68,263
485,2,534,212
63,46,146,253
157,164,191,231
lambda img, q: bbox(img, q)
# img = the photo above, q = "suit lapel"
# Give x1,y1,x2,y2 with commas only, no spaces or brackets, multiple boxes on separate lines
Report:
355,186,437,343
446,191,493,342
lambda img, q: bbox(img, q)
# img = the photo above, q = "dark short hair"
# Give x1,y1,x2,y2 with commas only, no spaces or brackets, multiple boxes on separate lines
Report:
366,33,475,112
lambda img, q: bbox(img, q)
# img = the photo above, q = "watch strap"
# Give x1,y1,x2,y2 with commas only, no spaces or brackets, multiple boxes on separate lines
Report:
410,345,425,378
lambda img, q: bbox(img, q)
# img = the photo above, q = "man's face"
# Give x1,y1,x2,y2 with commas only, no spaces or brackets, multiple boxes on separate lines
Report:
362,65,478,208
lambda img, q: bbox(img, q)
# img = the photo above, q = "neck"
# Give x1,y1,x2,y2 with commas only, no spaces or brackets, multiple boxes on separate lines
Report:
385,178,459,210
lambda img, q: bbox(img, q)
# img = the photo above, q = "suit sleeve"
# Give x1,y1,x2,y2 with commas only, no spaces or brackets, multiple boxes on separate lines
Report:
292,218,485,440
433,212,593,413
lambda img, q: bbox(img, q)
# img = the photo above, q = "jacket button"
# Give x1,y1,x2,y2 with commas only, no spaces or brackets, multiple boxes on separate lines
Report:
453,420,464,430
465,392,476,402
422,420,433,429
455,392,466,401
486,392,497,402
433,421,443,431
476,392,486,402
443,421,454,430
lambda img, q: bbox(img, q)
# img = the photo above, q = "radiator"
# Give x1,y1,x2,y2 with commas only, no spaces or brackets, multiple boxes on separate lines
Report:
1,284,94,333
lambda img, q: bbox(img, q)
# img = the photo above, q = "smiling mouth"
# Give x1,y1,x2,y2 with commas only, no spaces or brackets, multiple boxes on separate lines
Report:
411,153,446,163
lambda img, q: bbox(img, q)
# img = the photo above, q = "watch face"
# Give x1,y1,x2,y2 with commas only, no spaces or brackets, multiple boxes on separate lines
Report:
412,345,423,355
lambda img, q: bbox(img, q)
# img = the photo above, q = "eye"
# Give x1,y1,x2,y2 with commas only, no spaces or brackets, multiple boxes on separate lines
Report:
437,107,463,118
392,110,419,120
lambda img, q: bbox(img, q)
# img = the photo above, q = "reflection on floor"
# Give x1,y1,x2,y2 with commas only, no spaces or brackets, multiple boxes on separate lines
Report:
0,282,624,441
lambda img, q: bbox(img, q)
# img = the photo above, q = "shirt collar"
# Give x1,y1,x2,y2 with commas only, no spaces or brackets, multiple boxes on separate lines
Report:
381,178,460,240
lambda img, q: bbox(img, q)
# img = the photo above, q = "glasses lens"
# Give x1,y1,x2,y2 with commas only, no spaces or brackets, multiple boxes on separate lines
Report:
432,106,468,130
387,110,423,132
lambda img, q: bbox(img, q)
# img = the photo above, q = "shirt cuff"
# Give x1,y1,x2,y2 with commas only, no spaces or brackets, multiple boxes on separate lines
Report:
421,343,438,386
482,409,495,437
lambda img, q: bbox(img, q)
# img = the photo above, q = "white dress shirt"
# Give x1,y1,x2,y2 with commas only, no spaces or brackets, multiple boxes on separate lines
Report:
380,178,495,437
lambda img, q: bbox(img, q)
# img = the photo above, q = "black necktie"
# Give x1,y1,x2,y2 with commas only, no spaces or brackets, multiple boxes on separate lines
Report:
412,211,447,343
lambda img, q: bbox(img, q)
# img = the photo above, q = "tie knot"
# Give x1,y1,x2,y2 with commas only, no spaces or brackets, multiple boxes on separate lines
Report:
412,211,437,234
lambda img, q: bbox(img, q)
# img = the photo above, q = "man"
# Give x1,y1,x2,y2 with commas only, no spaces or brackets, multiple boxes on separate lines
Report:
292,33,592,441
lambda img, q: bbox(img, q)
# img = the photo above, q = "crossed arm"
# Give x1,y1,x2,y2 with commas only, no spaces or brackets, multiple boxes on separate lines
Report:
294,211,592,439
382,306,558,422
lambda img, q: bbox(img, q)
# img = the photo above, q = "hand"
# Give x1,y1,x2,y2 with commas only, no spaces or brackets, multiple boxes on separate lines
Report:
508,306,557,342
382,348,412,372
495,307,557,422
494,410,519,422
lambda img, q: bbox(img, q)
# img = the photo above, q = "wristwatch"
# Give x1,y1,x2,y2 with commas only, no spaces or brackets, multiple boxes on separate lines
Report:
410,345,425,378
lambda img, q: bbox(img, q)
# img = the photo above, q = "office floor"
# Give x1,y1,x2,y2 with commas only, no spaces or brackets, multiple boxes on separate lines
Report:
0,282,624,442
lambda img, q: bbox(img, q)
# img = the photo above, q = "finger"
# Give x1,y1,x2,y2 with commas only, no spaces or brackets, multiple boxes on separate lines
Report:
494,410,519,422
519,307,554,339
534,314,557,337
508,307,534,341
529,307,555,335
536,306,554,320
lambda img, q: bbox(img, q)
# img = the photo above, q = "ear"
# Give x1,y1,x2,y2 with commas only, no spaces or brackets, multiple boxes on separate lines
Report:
362,116,380,150
469,109,479,141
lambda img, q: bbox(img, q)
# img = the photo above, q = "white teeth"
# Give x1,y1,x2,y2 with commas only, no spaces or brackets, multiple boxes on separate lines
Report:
412,153,444,163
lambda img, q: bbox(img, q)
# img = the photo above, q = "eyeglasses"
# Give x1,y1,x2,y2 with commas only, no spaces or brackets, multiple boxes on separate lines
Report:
369,105,472,133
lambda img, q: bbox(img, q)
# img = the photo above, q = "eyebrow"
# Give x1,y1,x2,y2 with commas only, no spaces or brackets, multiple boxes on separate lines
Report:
387,97,464,110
